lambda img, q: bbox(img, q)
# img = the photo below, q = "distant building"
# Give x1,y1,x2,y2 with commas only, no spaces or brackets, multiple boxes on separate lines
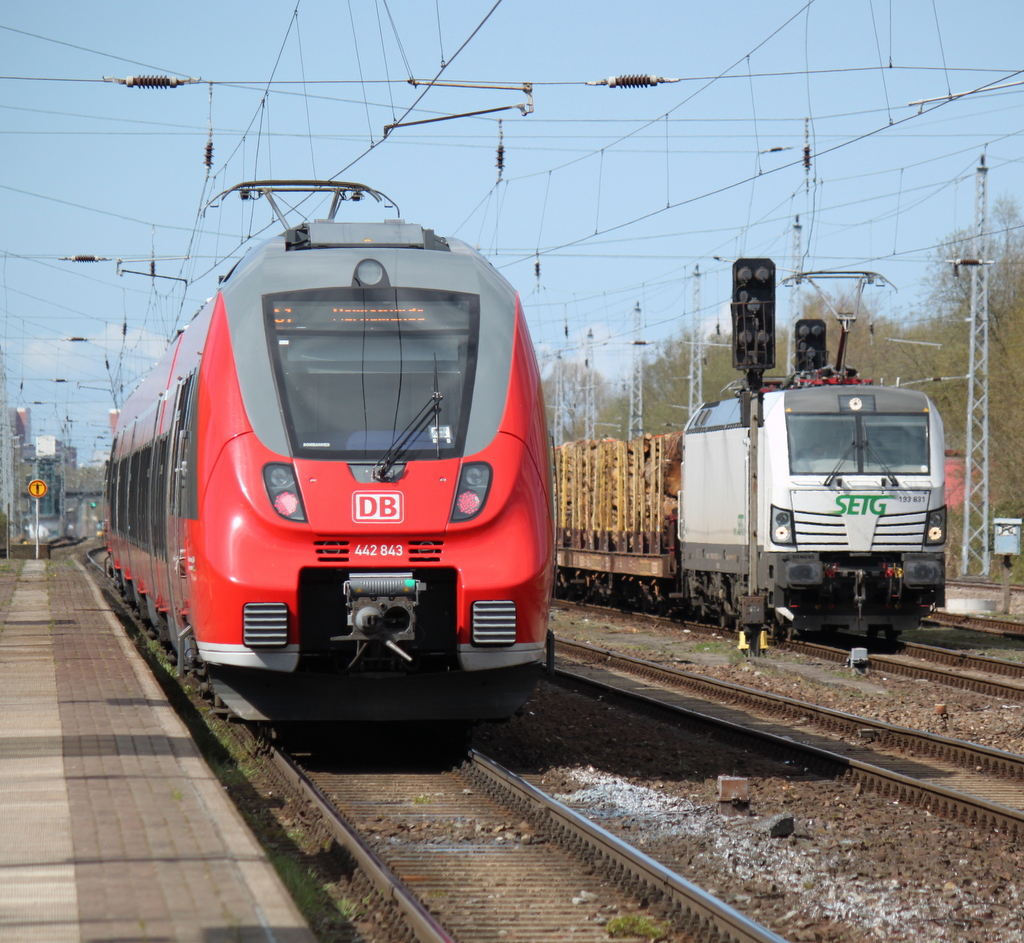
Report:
10,407,31,462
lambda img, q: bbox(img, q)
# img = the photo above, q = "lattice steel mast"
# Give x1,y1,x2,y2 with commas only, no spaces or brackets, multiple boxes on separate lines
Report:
552,350,567,445
0,349,11,540
627,302,645,440
960,156,992,576
687,265,703,419
583,328,596,439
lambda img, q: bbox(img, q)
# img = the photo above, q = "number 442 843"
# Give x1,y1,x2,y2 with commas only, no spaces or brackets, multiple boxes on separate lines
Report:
353,543,404,556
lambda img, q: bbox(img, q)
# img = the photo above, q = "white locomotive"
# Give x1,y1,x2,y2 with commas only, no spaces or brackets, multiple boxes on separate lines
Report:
681,383,946,640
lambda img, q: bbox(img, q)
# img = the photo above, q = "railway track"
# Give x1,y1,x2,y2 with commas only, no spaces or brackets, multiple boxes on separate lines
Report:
275,747,788,943
84,546,790,943
783,638,1024,701
947,576,1024,597
924,608,1024,637
553,635,1024,836
555,596,1024,701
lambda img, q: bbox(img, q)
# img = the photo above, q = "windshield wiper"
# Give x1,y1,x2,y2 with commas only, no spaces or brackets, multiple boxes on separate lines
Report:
372,388,443,481
862,437,900,487
824,438,858,488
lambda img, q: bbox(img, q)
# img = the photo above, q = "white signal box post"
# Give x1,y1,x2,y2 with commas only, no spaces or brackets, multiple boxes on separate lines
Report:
994,518,1022,614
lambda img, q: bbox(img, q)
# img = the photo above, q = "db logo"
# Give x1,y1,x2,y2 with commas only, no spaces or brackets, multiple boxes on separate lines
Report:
352,491,404,523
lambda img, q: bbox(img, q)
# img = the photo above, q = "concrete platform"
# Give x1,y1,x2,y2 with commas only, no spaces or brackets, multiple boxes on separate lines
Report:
0,557,317,943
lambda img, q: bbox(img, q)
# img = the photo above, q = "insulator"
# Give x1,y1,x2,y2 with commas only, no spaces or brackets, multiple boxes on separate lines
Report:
150,260,156,277
803,144,811,171
204,140,213,168
71,255,100,262
496,119,505,180
608,74,658,88
534,259,540,279
126,75,183,89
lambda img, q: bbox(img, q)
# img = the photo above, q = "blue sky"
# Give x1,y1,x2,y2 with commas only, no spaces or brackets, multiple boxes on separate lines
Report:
2,0,1022,456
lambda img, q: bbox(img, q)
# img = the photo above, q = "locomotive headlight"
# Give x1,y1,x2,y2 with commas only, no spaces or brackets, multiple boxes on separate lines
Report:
263,463,307,522
925,506,946,545
354,259,384,286
450,462,492,522
771,505,795,545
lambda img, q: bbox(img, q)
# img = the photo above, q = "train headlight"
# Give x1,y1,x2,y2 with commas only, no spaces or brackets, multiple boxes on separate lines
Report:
925,506,946,545
262,463,307,522
450,462,492,522
354,259,384,286
771,505,795,545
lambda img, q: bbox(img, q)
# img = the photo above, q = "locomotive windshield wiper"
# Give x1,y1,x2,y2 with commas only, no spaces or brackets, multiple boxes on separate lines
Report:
824,438,858,488
371,389,443,481
862,437,899,487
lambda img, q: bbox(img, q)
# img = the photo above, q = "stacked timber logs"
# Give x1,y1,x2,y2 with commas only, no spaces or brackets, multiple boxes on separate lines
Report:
555,432,682,556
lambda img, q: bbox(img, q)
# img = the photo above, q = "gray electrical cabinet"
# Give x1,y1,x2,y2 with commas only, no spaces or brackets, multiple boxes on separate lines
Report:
994,518,1022,555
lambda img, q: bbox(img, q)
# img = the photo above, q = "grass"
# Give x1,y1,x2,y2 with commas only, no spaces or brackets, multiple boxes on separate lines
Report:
267,852,328,916
693,641,733,654
605,913,668,940
335,894,371,921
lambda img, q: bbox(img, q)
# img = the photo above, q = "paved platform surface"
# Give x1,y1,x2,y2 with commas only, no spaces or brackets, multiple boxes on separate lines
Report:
0,556,317,943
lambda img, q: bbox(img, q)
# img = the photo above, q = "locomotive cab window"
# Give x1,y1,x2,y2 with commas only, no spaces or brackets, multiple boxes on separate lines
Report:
787,412,930,475
265,288,479,460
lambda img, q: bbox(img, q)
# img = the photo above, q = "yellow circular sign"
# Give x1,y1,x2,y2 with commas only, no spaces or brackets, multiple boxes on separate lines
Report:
28,479,48,498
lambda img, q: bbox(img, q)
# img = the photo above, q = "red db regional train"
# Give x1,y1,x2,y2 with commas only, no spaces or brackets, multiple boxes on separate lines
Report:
106,181,553,723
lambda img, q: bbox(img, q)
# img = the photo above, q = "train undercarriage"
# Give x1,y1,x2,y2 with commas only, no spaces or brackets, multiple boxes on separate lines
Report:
554,551,944,643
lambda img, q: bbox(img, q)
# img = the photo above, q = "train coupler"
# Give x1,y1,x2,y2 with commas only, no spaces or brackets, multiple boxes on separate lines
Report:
335,572,426,658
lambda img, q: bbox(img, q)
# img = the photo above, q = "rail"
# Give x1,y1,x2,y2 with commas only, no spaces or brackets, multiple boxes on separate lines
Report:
468,751,790,943
272,749,457,943
555,635,1024,835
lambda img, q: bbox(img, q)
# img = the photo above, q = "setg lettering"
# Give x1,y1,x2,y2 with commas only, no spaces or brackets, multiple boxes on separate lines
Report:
834,494,889,516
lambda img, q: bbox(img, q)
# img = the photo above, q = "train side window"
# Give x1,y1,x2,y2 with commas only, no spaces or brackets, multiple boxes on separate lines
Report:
178,372,200,521
150,435,169,559
118,454,130,537
139,442,153,554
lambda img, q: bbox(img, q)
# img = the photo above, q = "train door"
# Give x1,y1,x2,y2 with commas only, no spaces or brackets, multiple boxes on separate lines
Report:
164,373,196,671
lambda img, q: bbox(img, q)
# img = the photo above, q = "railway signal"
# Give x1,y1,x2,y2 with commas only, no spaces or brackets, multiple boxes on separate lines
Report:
729,258,776,646
731,259,776,373
794,318,827,371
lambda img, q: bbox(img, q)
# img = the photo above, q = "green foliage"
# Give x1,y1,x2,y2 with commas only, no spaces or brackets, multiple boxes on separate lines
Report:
605,913,668,940
267,851,328,916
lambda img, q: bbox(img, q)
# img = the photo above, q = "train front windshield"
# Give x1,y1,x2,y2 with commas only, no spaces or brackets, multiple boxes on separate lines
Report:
265,288,479,460
787,413,930,475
